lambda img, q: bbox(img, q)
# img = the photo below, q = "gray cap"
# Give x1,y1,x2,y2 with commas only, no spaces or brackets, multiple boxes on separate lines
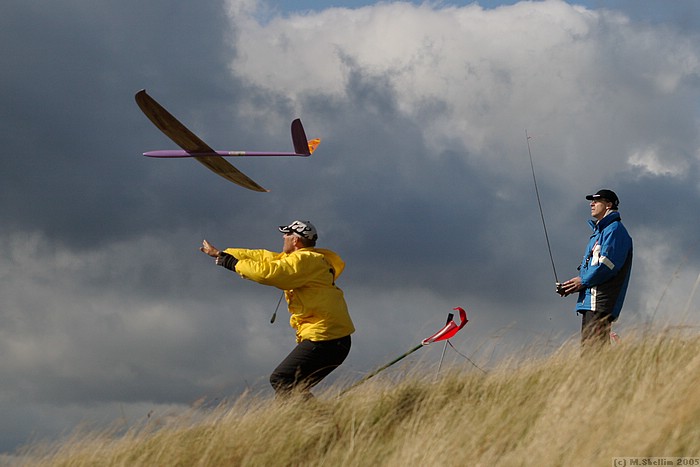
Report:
278,220,318,241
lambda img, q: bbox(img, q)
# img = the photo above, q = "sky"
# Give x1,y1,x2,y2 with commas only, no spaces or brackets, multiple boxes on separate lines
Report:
1,0,699,455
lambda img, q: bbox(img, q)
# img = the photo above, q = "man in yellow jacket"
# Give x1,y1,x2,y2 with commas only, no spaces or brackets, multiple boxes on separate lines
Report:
200,220,354,397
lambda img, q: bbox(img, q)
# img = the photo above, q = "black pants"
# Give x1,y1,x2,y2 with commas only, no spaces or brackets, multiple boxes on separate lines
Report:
270,335,351,396
580,310,612,347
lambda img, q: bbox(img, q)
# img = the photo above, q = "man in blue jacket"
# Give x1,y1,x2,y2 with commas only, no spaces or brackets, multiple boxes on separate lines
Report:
559,189,633,347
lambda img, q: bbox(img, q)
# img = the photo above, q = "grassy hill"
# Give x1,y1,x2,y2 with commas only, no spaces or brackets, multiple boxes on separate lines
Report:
17,330,700,466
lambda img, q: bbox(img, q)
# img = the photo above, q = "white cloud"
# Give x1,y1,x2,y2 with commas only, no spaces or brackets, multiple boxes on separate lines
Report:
226,0,700,191
627,146,689,177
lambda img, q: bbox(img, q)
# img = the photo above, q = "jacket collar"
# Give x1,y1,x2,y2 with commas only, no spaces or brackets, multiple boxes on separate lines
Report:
588,210,621,232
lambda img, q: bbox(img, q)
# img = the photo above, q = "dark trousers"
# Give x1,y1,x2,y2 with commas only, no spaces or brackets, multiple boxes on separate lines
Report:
270,335,351,396
580,310,612,348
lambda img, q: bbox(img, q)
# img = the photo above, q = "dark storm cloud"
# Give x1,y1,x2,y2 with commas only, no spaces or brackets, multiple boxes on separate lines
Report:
0,0,283,452
0,0,250,249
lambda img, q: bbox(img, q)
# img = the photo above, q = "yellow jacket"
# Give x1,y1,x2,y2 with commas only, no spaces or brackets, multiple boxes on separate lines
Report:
224,247,355,343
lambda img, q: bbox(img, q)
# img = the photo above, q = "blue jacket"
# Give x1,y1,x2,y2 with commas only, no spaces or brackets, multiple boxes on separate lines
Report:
576,211,633,320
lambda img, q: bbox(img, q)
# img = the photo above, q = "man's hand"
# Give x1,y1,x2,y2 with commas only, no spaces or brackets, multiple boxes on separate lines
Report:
200,239,221,258
558,276,584,296
556,282,566,296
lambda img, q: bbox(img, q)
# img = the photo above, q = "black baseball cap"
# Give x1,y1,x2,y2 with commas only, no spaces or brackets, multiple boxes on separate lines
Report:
586,189,619,208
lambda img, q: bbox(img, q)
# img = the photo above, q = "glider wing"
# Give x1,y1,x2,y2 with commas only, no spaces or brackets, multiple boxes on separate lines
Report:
135,90,268,192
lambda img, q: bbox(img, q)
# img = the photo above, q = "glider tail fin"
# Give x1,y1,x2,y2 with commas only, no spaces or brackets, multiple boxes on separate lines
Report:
291,118,320,155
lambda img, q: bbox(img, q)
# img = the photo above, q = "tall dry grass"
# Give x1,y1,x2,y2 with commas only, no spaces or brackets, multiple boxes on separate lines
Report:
15,330,700,466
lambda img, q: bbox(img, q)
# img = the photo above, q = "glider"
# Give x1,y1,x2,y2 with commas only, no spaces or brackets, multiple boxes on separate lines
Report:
134,89,320,192
339,307,469,395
